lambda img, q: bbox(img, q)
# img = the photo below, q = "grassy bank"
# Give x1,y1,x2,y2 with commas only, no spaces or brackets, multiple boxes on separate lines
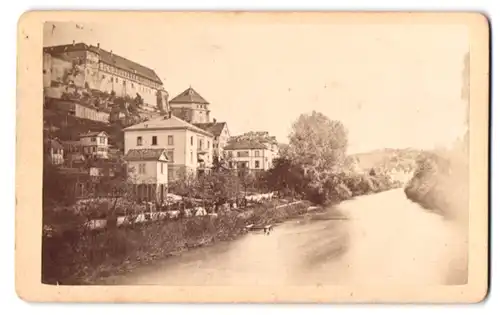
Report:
42,200,311,285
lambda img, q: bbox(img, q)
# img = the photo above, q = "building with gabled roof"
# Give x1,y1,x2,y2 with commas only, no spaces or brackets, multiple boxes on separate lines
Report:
169,87,211,124
123,112,215,181
124,148,169,202
224,139,275,172
193,119,231,158
223,130,281,172
78,131,109,159
43,41,164,111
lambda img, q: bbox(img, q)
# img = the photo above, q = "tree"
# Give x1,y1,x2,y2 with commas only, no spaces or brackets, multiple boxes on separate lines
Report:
287,111,349,188
265,156,307,198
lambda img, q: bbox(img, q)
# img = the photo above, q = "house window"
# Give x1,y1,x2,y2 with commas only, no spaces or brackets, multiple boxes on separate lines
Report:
91,137,96,142
131,83,134,88
160,162,164,174
190,151,193,163
199,140,203,149
237,151,249,158
207,140,210,148
137,136,142,146
99,137,106,144
229,162,233,168
255,150,260,157
255,161,260,168
139,163,146,174
166,150,174,163
115,78,118,83
167,135,174,145
152,136,157,145
190,136,194,146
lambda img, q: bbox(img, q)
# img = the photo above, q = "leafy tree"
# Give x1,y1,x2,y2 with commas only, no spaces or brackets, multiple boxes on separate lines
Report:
265,157,307,198
287,111,349,188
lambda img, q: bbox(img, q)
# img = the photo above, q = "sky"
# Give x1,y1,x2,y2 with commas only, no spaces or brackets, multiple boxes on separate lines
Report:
44,18,469,154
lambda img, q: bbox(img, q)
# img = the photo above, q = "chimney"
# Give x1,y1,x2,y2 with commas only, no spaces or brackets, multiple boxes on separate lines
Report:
72,40,75,46
97,43,100,49
213,118,216,124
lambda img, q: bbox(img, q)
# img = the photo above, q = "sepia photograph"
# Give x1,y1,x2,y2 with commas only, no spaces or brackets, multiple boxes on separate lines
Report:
16,11,489,303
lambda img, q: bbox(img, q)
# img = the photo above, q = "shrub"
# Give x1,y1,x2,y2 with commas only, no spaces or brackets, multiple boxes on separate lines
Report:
404,149,468,221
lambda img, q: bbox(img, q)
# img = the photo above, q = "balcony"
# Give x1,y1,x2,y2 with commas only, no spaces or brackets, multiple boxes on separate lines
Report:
197,146,209,154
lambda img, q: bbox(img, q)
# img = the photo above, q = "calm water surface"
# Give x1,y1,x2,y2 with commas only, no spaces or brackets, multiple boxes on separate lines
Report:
100,189,467,286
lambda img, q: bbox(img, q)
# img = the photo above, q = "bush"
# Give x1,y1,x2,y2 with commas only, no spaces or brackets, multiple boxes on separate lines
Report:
404,149,468,221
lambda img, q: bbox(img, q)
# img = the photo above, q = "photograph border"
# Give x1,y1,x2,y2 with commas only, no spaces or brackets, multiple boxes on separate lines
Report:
16,11,490,303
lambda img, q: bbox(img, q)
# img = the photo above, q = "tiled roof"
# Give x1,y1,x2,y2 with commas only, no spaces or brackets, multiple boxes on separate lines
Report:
123,114,214,137
79,131,108,138
43,43,162,84
224,140,267,150
124,148,168,162
193,122,227,136
170,87,209,104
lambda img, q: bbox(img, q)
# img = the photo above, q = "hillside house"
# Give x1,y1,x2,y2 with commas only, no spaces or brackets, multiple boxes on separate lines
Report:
79,131,109,159
44,138,64,165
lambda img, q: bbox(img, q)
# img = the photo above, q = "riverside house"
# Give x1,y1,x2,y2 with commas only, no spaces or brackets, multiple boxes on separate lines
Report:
124,148,169,202
123,112,215,180
223,140,274,173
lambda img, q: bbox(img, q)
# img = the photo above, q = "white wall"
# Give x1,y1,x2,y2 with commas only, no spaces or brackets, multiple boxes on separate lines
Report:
124,129,187,166
97,62,160,109
225,148,271,170
214,124,231,157
170,102,210,124
125,128,214,170
156,156,169,185
127,160,158,184
74,104,110,123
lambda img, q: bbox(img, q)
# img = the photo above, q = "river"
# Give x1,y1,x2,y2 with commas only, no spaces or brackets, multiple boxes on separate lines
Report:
100,188,468,286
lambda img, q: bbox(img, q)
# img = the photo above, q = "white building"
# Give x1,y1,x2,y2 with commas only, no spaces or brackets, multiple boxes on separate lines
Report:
124,148,169,202
193,120,230,158
44,138,64,165
123,112,215,180
223,140,276,172
79,131,109,159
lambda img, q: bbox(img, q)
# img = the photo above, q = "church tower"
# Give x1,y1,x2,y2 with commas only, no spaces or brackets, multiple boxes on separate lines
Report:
169,87,210,124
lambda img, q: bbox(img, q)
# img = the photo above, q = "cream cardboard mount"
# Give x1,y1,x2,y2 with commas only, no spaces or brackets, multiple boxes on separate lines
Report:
16,11,489,303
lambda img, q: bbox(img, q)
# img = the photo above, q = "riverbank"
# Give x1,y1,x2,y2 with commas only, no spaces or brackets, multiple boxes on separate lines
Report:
93,188,465,287
42,199,317,285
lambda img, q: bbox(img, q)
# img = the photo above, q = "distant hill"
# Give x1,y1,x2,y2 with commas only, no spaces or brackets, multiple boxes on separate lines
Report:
350,148,423,173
